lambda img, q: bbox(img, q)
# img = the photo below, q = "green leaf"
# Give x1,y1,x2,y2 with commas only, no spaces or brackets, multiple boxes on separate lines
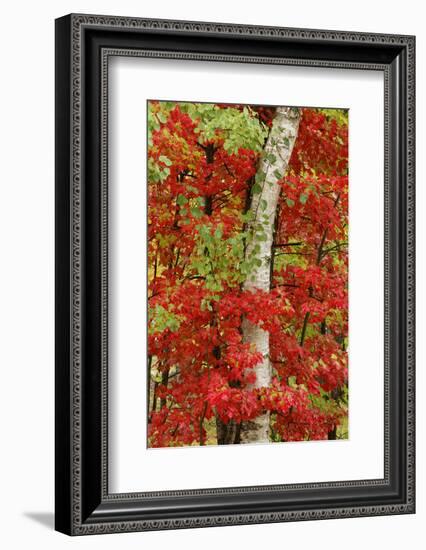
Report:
157,112,167,123
159,155,172,166
273,169,282,180
148,305,181,335
160,167,170,181
190,206,203,219
214,227,223,239
260,199,268,211
252,183,262,195
286,198,295,207
299,194,308,205
241,211,254,223
177,194,188,206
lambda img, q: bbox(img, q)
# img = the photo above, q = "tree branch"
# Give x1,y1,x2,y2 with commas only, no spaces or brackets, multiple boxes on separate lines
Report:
272,242,304,248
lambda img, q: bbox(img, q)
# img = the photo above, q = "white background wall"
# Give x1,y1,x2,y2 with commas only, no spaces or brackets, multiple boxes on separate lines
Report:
0,0,423,548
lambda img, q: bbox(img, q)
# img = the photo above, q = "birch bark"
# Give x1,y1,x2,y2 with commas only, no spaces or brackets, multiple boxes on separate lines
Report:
240,107,301,444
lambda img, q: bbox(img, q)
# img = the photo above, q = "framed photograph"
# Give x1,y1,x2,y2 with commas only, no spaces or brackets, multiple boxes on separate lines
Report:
55,14,415,535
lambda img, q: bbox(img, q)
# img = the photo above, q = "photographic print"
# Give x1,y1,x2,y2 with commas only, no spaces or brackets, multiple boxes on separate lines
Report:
147,101,349,448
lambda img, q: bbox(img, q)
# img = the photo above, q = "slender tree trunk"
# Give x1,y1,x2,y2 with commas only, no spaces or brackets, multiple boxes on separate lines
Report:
216,416,239,444
240,107,301,444
328,425,337,440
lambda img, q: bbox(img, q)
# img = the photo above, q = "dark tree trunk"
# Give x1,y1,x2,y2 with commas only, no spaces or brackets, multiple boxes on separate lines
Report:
328,426,337,440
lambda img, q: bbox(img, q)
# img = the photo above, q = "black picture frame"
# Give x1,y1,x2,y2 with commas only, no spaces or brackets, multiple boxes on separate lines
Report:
55,13,415,536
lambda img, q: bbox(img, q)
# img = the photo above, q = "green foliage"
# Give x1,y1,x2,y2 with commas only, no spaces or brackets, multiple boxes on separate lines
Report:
176,194,188,206
190,223,243,293
178,102,269,153
148,305,181,334
189,215,272,299
147,102,174,184
148,157,170,183
159,155,172,166
318,108,349,127
190,206,203,219
147,101,269,184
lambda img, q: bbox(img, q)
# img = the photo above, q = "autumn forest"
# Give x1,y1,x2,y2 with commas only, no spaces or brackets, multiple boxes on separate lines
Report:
147,100,348,448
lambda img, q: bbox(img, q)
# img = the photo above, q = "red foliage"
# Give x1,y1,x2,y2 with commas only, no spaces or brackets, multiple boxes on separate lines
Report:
147,104,348,447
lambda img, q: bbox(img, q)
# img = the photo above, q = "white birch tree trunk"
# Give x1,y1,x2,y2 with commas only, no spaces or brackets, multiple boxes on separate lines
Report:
240,107,301,444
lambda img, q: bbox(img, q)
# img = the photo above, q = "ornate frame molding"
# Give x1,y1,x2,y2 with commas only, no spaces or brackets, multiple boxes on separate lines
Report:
55,14,415,535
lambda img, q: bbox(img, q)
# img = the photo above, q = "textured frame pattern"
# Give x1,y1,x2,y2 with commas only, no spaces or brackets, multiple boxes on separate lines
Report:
100,49,391,499
55,13,415,536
